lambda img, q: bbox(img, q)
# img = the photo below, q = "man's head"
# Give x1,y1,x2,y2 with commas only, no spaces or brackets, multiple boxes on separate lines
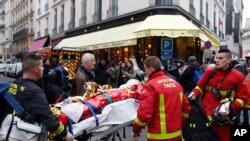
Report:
188,56,197,64
215,49,232,70
22,54,44,80
143,56,162,77
81,53,96,70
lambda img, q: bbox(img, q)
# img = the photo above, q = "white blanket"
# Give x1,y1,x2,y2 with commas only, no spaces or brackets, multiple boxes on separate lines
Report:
61,98,139,137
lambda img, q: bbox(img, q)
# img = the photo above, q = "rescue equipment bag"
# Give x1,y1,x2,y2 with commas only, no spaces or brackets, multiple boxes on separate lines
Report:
183,100,219,141
0,82,47,141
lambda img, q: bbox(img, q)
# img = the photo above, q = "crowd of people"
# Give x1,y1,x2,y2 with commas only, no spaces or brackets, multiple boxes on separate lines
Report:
1,48,250,141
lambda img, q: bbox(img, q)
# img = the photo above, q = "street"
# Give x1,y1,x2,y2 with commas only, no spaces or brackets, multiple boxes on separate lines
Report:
0,74,147,141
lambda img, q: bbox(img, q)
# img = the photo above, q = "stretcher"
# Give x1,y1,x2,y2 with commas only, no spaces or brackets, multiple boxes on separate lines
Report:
61,98,139,140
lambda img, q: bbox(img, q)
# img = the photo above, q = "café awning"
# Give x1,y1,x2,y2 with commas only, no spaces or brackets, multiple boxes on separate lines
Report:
54,22,141,51
134,15,220,47
134,15,204,38
29,37,49,52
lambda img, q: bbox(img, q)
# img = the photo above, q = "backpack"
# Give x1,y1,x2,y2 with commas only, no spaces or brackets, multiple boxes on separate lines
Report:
193,69,203,84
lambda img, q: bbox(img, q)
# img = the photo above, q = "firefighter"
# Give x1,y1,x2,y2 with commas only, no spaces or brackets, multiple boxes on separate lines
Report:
132,56,191,141
189,49,248,141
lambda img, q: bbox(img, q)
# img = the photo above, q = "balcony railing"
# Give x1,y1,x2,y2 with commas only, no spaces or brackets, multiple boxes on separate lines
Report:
13,28,28,40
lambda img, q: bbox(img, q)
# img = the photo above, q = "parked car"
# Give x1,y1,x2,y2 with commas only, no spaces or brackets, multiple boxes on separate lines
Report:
0,63,4,74
8,64,15,78
8,63,22,78
3,64,11,76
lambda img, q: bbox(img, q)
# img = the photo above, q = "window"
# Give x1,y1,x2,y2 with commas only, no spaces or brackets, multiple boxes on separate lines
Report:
69,0,75,29
200,0,204,23
61,5,64,25
156,0,172,6
45,17,49,35
54,8,57,27
189,0,195,16
80,0,87,25
59,4,64,33
107,0,118,17
53,9,57,35
93,0,102,22
206,2,208,18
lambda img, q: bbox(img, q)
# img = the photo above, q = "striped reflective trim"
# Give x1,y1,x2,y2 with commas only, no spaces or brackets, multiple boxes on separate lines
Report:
235,98,244,107
244,104,250,109
195,86,203,95
147,94,182,140
148,130,182,139
135,117,146,126
220,98,230,104
182,112,189,118
159,94,166,133
189,124,196,128
206,86,235,96
180,92,183,104
207,116,213,121
52,123,64,135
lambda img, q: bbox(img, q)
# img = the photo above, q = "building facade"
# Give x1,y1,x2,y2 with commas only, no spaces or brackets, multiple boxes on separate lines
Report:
3,0,231,63
0,0,12,63
11,0,34,61
225,0,244,58
245,18,250,30
242,18,250,58
40,0,225,64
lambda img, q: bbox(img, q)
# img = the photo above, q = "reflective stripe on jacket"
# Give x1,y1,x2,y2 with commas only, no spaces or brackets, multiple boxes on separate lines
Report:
133,71,191,140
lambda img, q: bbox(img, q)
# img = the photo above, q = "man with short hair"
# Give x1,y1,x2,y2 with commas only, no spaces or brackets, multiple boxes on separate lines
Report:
189,49,248,141
4,54,73,141
179,56,202,96
133,56,191,141
75,53,96,96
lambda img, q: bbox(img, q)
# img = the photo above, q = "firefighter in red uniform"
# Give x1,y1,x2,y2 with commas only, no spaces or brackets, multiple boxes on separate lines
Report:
132,56,191,141
189,49,248,141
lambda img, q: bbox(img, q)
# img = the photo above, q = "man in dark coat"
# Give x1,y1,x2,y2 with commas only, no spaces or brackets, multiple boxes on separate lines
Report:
75,53,96,96
179,56,202,96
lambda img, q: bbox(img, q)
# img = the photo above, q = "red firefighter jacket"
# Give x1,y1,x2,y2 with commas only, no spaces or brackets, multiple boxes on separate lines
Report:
244,72,250,109
192,67,248,121
133,71,191,141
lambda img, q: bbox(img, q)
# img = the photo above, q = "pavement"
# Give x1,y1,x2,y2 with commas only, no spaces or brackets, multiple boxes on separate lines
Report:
87,125,147,141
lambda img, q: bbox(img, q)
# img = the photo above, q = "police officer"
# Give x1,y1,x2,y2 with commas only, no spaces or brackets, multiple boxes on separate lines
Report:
5,54,73,141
